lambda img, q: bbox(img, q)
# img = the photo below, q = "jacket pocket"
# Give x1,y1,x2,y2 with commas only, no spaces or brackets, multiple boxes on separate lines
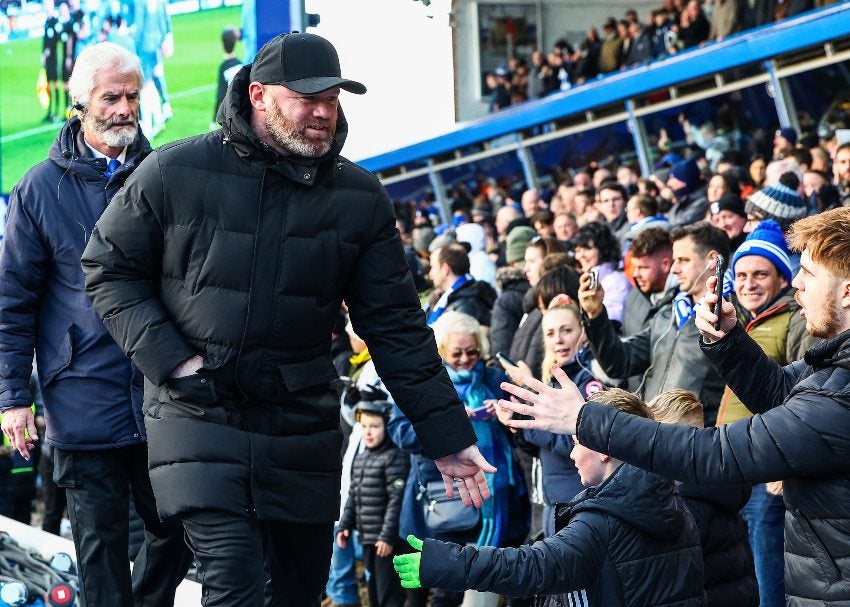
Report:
157,373,223,421
277,357,338,392
42,325,74,385
52,450,79,488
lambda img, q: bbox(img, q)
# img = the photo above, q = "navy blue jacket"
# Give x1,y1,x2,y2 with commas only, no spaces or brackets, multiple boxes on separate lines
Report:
421,464,705,607
0,118,149,449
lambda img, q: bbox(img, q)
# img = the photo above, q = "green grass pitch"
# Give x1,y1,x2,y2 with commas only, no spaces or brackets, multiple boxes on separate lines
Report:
0,5,243,192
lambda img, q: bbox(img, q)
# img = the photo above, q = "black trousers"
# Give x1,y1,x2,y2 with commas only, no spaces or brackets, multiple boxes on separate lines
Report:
39,446,67,535
181,510,333,607
363,540,408,607
54,444,193,607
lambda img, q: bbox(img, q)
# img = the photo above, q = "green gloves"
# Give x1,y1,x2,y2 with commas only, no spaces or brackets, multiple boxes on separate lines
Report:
393,535,424,589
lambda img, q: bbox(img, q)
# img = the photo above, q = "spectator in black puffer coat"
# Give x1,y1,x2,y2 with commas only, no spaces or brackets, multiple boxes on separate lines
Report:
648,390,757,607
490,266,530,358
338,400,411,607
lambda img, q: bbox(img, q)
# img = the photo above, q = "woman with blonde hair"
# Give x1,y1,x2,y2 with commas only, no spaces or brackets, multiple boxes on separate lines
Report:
500,295,606,538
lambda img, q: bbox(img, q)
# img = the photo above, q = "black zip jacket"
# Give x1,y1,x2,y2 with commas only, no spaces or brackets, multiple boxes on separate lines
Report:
677,482,757,607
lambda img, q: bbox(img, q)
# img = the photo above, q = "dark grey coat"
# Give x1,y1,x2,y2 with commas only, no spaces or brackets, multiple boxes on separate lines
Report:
583,302,725,426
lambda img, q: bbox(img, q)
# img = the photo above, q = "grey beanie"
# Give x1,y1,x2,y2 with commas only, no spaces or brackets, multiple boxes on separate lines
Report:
506,226,538,264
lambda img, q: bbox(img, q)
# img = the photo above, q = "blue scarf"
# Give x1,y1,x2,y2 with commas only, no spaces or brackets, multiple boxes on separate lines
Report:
673,292,696,330
426,274,473,325
446,363,516,547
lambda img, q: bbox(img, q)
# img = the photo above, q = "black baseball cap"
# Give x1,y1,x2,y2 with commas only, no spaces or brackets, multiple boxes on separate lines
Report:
250,32,366,95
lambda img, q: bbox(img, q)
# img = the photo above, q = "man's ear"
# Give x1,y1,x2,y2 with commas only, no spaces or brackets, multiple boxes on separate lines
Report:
840,279,850,310
248,82,267,111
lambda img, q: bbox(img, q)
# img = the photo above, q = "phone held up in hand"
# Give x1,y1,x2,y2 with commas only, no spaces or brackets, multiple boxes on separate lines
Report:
587,269,599,292
495,351,518,368
712,254,725,331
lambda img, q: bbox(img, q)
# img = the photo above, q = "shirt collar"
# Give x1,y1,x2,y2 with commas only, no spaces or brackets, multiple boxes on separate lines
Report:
83,137,127,164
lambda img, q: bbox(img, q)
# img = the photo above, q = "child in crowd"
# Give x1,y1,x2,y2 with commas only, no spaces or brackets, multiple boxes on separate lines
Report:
648,390,758,607
395,388,706,607
337,399,411,607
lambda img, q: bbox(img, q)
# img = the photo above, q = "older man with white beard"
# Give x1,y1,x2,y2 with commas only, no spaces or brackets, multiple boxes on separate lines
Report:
0,42,192,606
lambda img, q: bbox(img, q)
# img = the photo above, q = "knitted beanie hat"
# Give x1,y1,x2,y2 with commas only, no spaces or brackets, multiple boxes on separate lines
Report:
745,182,806,225
732,219,793,283
669,158,701,188
506,226,538,264
710,193,747,218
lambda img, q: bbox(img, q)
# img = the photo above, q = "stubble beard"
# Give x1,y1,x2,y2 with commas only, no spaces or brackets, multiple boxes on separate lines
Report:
264,96,333,158
798,288,843,339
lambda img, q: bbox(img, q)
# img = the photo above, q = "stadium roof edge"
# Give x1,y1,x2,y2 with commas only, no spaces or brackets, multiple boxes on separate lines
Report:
356,3,850,173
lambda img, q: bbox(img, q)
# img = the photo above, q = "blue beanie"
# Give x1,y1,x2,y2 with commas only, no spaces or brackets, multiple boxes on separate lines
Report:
670,158,701,188
732,219,793,283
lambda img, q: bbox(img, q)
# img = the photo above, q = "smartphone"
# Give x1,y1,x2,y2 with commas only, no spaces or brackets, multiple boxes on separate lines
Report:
587,269,599,292
495,351,518,368
712,254,725,331
469,406,491,421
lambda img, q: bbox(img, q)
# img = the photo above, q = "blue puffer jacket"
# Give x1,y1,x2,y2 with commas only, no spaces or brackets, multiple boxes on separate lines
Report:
0,118,149,449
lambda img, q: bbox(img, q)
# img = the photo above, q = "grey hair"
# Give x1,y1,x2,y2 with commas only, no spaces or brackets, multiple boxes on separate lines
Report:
765,159,803,189
431,311,491,361
68,42,143,107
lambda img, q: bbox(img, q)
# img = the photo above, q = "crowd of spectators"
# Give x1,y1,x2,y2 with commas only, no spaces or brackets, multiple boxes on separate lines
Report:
314,107,850,606
488,0,844,110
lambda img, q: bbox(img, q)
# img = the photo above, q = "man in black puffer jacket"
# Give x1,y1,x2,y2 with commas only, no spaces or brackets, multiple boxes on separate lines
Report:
497,207,850,607
81,33,491,607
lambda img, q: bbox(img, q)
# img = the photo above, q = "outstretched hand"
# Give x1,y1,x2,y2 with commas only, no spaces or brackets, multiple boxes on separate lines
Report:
498,365,585,436
393,535,423,589
434,445,496,508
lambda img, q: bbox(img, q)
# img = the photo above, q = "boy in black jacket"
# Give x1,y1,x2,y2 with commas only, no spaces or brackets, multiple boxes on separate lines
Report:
394,389,706,607
648,390,757,607
337,399,410,607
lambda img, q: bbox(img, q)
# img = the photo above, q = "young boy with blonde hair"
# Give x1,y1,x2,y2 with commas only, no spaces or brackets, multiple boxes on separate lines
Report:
647,389,757,607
